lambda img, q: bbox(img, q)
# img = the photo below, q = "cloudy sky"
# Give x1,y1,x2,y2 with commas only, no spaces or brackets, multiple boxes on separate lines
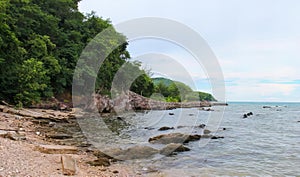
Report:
79,0,300,102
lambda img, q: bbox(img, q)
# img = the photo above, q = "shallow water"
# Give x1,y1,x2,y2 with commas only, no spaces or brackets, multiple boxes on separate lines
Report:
78,102,300,176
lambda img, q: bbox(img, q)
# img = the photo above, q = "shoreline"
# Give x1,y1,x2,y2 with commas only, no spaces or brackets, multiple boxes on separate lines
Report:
0,96,226,176
0,105,147,176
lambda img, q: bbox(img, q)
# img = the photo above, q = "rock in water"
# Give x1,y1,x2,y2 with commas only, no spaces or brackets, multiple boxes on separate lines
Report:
61,155,76,176
158,126,174,131
102,146,159,160
203,129,211,134
160,143,190,156
148,133,205,144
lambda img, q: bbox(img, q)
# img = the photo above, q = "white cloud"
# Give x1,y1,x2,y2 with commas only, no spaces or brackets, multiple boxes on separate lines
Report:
79,0,300,101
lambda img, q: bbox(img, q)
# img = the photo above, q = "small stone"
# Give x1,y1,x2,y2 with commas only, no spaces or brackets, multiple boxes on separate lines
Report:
6,132,26,141
112,170,119,174
169,113,174,115
61,155,76,176
2,107,9,113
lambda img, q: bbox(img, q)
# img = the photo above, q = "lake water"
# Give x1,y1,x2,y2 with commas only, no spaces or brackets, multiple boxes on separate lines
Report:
78,102,300,176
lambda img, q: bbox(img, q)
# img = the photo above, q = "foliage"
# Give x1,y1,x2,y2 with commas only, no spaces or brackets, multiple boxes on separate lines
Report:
0,0,151,105
152,77,216,102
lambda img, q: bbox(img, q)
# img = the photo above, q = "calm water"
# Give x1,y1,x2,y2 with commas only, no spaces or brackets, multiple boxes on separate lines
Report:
78,102,300,176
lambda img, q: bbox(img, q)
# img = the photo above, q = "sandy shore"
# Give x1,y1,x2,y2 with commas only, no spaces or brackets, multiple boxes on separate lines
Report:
0,108,163,177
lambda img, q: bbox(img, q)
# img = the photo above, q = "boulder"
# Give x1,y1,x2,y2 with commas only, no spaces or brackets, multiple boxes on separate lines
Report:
61,155,76,176
158,126,174,131
106,146,159,160
35,144,78,154
93,150,116,162
160,143,190,156
149,133,202,144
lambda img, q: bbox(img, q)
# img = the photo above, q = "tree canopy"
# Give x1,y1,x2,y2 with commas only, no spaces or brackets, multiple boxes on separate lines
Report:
0,0,153,106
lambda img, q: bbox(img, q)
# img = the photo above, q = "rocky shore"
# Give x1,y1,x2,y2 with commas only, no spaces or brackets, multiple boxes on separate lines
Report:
83,91,227,113
0,105,146,176
0,93,227,176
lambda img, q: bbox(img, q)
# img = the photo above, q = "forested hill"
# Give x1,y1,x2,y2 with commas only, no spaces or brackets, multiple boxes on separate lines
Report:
0,0,216,107
0,0,153,107
152,77,216,102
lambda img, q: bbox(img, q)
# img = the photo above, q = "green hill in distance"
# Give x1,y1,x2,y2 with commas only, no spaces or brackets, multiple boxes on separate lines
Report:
151,77,216,102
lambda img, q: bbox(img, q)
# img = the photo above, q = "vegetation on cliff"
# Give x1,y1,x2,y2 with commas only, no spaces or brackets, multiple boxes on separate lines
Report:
152,77,216,102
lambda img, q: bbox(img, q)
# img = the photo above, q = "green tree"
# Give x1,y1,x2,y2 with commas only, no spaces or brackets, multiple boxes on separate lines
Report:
15,58,49,106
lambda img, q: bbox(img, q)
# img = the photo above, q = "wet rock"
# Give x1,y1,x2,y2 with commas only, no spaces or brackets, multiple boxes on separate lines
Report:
35,144,78,154
176,125,186,129
243,112,253,118
61,155,76,176
149,133,203,144
106,146,159,160
198,124,206,128
160,143,190,156
144,127,155,130
247,112,253,116
158,126,174,131
169,113,174,115
93,150,116,160
263,106,271,108
46,133,73,139
203,129,211,134
211,136,224,139
87,157,110,167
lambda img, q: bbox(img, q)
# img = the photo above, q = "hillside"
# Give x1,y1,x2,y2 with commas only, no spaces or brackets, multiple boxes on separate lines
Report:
152,77,216,102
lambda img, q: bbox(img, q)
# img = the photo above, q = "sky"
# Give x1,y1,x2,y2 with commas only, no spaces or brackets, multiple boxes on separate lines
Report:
79,0,300,102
